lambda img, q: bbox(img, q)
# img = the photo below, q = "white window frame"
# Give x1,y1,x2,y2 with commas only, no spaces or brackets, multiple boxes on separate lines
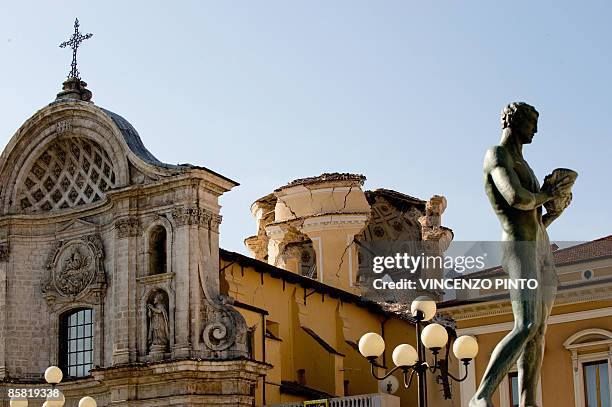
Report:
498,365,543,407
459,361,542,407
564,329,612,407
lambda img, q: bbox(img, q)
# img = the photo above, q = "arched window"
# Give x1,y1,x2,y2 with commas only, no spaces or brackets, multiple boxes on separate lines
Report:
59,308,94,378
149,226,167,275
564,328,612,407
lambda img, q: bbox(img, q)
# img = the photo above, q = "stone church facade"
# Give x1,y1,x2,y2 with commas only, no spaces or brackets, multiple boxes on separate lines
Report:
0,78,267,406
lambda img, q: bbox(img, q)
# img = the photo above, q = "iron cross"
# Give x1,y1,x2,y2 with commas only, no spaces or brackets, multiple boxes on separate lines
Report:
59,18,93,79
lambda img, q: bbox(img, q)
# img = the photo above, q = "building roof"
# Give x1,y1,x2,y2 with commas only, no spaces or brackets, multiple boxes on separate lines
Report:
98,107,239,186
100,108,165,166
553,235,612,265
365,188,426,210
439,235,612,308
456,235,612,280
219,248,416,323
277,172,366,191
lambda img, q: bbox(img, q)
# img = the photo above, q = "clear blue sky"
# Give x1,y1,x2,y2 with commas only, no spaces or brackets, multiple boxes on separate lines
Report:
1,1,610,253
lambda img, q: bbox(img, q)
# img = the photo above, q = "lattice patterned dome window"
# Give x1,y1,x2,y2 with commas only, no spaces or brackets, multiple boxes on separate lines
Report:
16,137,116,213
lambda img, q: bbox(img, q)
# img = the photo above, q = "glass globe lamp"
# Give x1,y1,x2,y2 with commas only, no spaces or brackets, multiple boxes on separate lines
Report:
46,391,65,407
420,323,449,351
44,366,63,385
79,397,97,407
453,335,479,361
391,344,418,367
9,397,28,407
358,332,385,359
410,296,437,321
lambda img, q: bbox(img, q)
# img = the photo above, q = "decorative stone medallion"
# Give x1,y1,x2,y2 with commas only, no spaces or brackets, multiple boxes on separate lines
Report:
54,242,96,296
43,234,106,302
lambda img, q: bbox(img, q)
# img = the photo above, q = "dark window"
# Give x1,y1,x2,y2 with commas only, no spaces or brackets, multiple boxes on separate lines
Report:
59,308,93,378
297,369,306,385
149,226,167,275
247,327,256,359
509,372,519,407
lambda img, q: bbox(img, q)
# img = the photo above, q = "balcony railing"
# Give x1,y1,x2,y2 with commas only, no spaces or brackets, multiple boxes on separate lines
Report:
266,393,400,407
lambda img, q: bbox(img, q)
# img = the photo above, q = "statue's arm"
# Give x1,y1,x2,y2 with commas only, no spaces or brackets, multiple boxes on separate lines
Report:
486,147,552,210
542,213,558,228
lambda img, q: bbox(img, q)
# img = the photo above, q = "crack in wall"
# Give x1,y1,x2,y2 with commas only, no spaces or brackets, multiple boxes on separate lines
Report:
277,196,300,221
335,238,356,279
340,185,353,212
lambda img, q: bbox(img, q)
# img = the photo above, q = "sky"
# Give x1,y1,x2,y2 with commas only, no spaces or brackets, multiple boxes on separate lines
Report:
1,1,610,254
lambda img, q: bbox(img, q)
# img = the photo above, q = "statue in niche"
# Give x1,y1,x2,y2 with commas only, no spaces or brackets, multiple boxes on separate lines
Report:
147,292,169,353
471,102,577,406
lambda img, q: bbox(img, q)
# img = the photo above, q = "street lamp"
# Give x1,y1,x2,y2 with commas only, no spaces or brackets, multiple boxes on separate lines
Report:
358,296,478,407
43,365,64,407
44,366,63,387
9,366,98,407
78,396,97,407
8,397,28,407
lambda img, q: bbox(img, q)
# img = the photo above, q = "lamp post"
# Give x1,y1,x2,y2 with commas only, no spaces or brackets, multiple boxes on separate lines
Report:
358,296,478,407
9,366,98,407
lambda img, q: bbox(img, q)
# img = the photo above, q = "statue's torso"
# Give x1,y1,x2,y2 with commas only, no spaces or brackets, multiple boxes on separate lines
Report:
484,146,548,243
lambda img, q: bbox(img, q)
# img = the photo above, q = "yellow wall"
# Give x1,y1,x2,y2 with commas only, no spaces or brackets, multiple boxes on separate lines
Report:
221,258,419,406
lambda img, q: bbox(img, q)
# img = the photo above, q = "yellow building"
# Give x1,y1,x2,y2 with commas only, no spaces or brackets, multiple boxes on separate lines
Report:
440,237,612,407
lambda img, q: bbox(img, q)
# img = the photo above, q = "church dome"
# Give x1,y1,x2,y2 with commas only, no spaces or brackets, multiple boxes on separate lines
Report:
0,83,174,215
0,78,236,216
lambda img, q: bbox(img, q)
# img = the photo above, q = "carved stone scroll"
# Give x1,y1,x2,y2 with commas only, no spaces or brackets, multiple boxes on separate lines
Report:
171,206,222,231
201,294,249,358
116,217,140,238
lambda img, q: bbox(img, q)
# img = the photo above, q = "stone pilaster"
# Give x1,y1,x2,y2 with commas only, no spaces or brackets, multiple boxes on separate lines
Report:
113,217,139,364
0,242,8,378
170,206,197,358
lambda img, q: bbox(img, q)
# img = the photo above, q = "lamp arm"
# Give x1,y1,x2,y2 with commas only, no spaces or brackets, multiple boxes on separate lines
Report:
403,368,417,389
445,361,470,382
370,362,412,380
427,352,440,374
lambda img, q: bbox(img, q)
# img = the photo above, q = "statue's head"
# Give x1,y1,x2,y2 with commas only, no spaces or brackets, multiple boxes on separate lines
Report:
154,292,164,304
501,102,539,144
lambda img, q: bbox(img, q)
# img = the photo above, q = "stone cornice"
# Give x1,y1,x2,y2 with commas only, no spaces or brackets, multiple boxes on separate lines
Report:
442,282,612,321
300,213,369,233
106,175,231,200
137,272,175,285
0,174,224,227
171,206,222,232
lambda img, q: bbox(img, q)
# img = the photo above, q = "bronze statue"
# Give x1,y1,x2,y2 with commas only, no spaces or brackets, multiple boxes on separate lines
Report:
471,102,577,407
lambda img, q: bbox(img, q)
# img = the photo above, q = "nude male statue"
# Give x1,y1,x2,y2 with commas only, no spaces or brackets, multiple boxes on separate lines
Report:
471,102,576,407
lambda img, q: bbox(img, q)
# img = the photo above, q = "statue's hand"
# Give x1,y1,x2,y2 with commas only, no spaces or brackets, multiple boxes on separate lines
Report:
548,175,574,198
542,168,578,199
